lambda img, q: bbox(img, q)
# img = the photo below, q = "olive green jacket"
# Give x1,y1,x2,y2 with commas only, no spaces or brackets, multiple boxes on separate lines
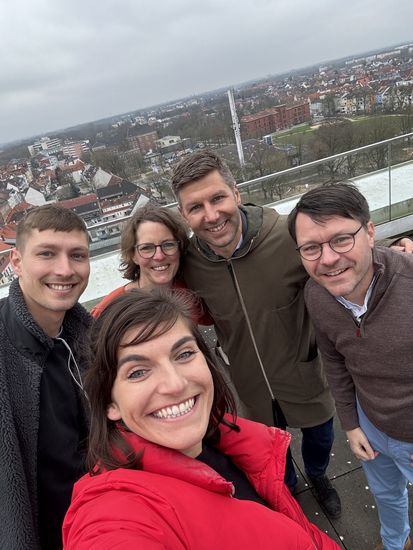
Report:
183,204,335,428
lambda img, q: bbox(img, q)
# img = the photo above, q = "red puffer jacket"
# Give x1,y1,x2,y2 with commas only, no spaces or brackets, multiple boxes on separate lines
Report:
63,417,340,549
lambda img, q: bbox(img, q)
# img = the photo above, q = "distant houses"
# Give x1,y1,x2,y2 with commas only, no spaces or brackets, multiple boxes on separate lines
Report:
0,151,155,284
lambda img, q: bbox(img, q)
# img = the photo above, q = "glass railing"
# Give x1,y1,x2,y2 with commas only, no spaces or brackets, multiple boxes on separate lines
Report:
235,132,413,226
81,132,413,238
1,132,413,270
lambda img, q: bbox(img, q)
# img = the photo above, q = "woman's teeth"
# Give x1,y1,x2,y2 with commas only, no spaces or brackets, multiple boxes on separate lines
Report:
152,398,195,419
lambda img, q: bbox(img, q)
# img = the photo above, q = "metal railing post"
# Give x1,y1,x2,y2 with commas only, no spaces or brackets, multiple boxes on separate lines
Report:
388,142,392,221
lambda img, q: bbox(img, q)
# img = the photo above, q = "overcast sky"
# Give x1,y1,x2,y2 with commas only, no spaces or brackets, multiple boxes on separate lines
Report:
1,0,412,145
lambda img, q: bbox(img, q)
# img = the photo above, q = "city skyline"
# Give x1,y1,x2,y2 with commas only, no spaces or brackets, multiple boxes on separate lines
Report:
2,0,413,145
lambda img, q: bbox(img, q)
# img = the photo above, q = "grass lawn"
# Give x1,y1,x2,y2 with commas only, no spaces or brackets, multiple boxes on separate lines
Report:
272,124,316,146
270,114,406,148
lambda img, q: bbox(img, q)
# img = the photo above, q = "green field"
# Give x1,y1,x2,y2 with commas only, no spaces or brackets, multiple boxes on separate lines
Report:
271,114,406,148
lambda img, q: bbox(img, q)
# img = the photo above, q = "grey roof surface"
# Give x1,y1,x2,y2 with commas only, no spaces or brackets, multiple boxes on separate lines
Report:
289,417,413,549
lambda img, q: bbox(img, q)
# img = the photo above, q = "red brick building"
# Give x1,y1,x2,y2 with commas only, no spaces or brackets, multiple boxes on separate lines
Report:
126,125,158,154
241,102,310,139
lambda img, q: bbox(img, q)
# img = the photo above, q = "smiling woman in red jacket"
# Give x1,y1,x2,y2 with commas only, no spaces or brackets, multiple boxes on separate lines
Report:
63,290,340,550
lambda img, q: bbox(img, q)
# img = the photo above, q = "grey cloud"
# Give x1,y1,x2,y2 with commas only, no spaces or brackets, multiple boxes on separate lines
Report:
1,0,413,143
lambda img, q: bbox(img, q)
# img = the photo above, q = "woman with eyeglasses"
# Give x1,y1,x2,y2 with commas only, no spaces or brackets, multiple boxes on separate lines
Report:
63,290,340,550
91,203,209,323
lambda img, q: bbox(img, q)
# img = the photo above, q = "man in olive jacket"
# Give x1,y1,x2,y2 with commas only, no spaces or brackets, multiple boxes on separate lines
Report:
171,150,341,517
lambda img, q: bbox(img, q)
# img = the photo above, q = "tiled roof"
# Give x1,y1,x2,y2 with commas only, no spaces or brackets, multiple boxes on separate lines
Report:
6,202,32,223
60,161,85,173
0,241,13,252
58,194,98,209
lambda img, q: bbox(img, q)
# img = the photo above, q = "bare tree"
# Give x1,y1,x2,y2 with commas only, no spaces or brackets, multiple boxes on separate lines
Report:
310,121,349,181
144,173,174,203
321,94,337,117
91,150,128,179
244,144,290,201
340,121,364,177
123,151,145,180
361,118,394,171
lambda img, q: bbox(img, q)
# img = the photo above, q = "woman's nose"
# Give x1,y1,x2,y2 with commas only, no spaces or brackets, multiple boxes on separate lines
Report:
157,365,188,395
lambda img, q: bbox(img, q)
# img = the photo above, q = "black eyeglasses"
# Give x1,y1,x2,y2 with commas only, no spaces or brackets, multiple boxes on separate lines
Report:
135,240,180,259
296,225,363,261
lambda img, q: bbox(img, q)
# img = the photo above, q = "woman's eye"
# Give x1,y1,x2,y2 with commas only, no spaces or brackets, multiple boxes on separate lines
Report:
127,369,147,380
176,350,197,361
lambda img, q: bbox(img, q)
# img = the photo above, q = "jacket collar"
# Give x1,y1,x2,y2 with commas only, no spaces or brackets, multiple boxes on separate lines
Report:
120,428,233,495
194,204,264,261
116,416,290,497
368,246,397,307
5,278,91,361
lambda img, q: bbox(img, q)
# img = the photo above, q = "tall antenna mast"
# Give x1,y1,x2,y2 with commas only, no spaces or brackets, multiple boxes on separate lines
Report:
227,88,245,167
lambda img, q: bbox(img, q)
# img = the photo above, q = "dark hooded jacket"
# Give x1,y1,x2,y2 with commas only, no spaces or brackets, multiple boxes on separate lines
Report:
0,278,91,550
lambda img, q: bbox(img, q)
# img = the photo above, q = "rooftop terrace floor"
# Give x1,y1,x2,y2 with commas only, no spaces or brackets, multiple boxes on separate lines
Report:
291,417,413,550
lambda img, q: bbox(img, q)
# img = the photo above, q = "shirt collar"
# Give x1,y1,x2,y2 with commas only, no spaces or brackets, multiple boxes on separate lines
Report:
232,208,247,255
336,274,377,322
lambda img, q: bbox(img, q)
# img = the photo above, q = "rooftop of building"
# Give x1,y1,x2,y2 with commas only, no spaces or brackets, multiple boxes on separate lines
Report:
59,194,98,209
289,417,413,549
271,159,413,216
